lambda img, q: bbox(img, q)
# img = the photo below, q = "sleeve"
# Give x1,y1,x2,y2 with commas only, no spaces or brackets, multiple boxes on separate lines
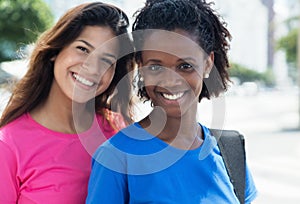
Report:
86,144,128,204
245,162,258,204
0,140,19,203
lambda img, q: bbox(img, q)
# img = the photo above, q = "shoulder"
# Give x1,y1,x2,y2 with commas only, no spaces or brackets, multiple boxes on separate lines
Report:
92,123,163,175
0,113,33,160
106,123,142,145
96,123,158,154
96,109,127,131
94,111,124,139
0,113,28,142
91,125,135,174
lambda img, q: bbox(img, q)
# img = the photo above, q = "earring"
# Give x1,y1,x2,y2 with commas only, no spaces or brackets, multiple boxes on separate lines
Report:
204,73,209,79
140,76,144,82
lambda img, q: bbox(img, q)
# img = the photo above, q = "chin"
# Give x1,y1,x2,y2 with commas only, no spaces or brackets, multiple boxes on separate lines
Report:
71,96,93,105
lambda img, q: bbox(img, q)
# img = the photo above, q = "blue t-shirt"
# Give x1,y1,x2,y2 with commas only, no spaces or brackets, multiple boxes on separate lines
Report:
86,123,257,204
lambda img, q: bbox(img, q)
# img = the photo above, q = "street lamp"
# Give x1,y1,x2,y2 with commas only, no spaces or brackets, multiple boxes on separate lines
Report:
298,14,300,129
261,0,275,70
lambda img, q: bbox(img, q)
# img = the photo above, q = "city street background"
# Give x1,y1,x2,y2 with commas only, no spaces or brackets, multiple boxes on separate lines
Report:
217,88,300,204
1,0,300,203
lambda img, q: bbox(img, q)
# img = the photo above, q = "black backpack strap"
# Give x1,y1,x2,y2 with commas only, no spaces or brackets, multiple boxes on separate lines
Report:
209,129,246,204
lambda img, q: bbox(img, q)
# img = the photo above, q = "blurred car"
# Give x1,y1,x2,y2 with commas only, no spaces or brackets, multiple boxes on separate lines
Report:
0,66,15,85
226,77,260,96
240,81,259,96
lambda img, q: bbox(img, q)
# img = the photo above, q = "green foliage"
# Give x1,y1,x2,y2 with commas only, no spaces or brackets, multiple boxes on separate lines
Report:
276,14,298,83
0,0,54,62
229,63,275,87
277,28,297,66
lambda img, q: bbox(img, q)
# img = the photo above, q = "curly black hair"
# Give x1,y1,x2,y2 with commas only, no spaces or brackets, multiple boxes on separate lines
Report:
132,0,231,101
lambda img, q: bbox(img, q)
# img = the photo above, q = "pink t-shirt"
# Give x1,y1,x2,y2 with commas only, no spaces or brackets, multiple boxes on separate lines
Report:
0,112,124,204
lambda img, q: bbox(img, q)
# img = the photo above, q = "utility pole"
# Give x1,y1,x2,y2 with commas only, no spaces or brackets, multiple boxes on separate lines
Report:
298,13,300,129
261,0,275,70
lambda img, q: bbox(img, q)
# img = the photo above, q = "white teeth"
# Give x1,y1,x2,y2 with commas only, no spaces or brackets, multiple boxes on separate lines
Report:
162,92,184,100
73,73,94,87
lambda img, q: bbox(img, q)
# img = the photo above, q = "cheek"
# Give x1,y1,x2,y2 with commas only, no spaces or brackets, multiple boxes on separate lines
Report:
96,68,116,94
143,75,161,87
143,78,159,97
194,78,204,94
186,75,203,92
144,85,155,94
53,62,64,86
102,65,116,82
53,52,75,77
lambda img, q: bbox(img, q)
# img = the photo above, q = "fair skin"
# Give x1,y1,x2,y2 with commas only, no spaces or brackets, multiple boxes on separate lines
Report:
30,26,119,134
139,29,214,150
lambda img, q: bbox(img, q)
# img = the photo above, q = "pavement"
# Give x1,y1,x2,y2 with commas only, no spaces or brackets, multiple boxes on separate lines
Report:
201,88,300,204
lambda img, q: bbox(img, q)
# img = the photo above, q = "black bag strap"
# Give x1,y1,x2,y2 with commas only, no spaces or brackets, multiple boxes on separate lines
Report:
209,129,246,204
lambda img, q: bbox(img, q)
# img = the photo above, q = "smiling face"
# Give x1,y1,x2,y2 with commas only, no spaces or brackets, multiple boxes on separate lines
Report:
52,25,118,104
140,29,213,118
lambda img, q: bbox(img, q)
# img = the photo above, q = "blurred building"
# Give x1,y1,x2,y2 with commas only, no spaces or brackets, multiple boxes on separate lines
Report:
43,0,268,72
43,0,144,23
213,0,268,73
213,0,297,86
43,0,296,86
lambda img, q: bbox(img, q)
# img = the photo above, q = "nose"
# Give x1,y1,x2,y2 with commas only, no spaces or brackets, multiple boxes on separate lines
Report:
158,68,183,88
81,54,108,77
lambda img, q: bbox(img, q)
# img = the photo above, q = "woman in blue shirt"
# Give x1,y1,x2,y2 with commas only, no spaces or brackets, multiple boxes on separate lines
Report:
86,0,257,203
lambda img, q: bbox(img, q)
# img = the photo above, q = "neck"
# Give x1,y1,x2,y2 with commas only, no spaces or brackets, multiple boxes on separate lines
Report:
30,82,93,134
140,105,203,150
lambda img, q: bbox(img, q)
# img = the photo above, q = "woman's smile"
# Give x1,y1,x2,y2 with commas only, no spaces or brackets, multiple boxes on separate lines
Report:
161,91,185,101
72,72,96,87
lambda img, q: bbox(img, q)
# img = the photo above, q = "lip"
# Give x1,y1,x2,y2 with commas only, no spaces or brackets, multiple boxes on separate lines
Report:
156,90,188,105
71,72,98,90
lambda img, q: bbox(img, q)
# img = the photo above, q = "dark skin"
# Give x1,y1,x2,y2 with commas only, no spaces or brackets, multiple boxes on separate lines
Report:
138,29,214,150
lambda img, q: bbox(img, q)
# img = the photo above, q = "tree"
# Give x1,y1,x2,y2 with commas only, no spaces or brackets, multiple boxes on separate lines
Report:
276,0,300,129
0,0,54,62
229,62,275,87
276,13,299,83
277,28,298,82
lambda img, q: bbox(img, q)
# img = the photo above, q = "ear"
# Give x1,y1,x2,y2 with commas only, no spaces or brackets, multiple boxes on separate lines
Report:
204,52,214,78
137,61,145,76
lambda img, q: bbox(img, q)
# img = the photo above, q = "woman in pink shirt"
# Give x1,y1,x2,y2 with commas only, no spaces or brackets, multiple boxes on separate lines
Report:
0,2,133,203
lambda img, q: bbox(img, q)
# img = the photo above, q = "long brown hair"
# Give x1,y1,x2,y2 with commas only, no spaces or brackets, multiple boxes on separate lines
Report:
0,2,134,127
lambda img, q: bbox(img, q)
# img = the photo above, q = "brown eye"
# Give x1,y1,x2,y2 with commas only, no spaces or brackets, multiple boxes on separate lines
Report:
100,57,114,67
77,46,89,54
179,63,194,70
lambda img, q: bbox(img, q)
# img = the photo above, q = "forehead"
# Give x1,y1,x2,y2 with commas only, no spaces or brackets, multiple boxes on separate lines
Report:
141,29,205,59
79,25,119,52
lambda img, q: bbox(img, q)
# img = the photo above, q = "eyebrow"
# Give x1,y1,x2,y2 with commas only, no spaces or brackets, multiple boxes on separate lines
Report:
144,59,162,64
77,39,117,60
178,57,196,63
77,39,95,49
144,57,196,64
103,52,117,60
